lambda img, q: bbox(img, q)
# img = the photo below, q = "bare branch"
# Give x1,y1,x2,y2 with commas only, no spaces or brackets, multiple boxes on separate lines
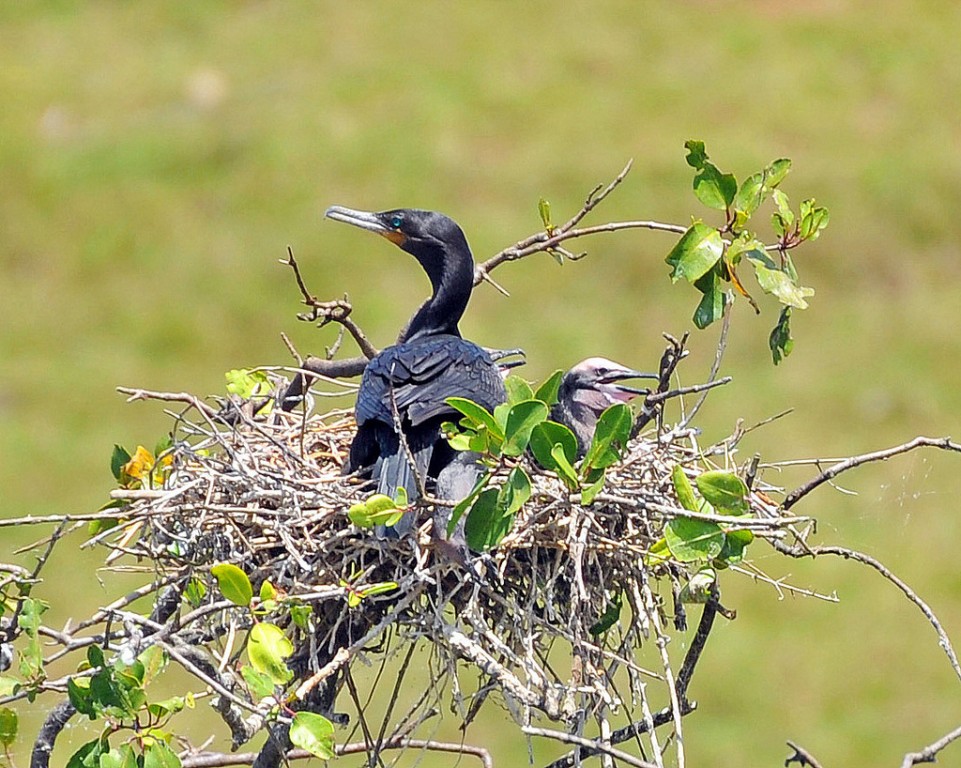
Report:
30,701,76,768
900,722,961,768
782,436,961,511
523,725,658,768
181,738,494,768
281,246,378,359
475,218,687,285
785,740,825,768
773,541,961,683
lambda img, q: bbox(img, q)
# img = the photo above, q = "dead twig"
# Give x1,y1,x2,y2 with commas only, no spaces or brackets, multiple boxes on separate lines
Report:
782,436,961,511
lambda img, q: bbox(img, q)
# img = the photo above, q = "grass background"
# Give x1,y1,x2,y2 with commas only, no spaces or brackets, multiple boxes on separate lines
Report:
2,2,961,765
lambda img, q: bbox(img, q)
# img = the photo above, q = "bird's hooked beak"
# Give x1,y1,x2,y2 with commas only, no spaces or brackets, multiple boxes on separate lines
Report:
596,366,659,402
487,348,527,379
325,205,407,246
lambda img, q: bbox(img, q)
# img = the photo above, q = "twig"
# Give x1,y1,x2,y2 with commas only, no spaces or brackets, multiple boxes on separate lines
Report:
181,737,494,768
682,305,732,429
116,387,222,420
281,246,378,359
645,376,732,406
782,436,961,511
557,159,634,232
523,725,657,768
900,722,961,768
773,541,961,683
785,740,824,768
475,219,687,284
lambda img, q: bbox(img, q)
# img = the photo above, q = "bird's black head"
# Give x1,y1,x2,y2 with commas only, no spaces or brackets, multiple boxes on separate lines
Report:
325,205,476,340
560,357,659,412
325,206,472,265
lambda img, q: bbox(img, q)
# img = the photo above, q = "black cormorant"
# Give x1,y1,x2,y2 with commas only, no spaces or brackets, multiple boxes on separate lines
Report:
326,206,506,527
551,357,658,455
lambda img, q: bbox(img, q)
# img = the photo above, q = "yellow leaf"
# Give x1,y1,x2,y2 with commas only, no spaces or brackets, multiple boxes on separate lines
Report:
122,445,155,485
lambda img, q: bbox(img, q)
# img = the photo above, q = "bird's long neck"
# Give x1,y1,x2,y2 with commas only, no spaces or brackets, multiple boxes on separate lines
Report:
402,242,474,343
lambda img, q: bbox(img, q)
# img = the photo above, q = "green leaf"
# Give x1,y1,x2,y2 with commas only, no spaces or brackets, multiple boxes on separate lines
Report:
464,469,528,551
87,644,105,669
110,445,131,482
503,374,534,406
696,471,749,514
580,468,607,505
693,163,737,211
765,158,791,187
770,307,795,365
744,250,814,309
684,140,708,169
17,597,47,678
259,580,277,603
679,568,717,603
447,473,491,536
583,403,632,471
499,467,531,517
684,141,736,211
692,268,728,329
137,646,167,688
799,198,830,241
147,696,188,719
671,465,699,512
529,421,579,472
533,369,564,406
143,740,182,768
211,563,253,607
88,512,122,536
247,623,293,685
550,442,581,490
717,529,754,567
538,198,553,231
646,537,671,565
733,172,764,217
225,368,271,399
290,603,313,630
356,581,399,601
0,706,18,747
0,676,18,698
348,494,404,529
290,711,336,760
665,222,724,284
502,400,549,457
464,489,502,551
68,677,95,719
66,738,106,768
100,744,139,768
664,518,725,563
184,577,206,608
771,188,795,237
446,397,503,440
589,595,622,636
241,664,276,699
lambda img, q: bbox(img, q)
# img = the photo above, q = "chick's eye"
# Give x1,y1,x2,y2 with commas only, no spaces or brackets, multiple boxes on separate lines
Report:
390,215,403,228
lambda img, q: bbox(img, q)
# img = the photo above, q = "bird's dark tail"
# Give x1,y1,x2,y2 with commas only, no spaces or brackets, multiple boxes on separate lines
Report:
375,434,434,537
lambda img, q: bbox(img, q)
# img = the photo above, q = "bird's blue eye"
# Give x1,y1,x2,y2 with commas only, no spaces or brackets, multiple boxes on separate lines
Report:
390,215,403,228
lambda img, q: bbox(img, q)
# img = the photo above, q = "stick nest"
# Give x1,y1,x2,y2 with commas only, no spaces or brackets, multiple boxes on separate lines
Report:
104,376,792,749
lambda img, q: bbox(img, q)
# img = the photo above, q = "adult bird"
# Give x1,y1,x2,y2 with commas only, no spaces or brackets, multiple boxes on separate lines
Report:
325,206,506,529
551,357,659,456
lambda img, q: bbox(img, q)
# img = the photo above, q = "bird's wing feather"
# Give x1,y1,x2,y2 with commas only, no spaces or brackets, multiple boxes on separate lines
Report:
357,336,505,427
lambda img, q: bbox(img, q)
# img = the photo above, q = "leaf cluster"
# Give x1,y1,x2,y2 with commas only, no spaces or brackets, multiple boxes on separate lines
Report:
647,465,756,602
209,563,336,760
66,645,190,768
667,140,828,363
441,372,636,551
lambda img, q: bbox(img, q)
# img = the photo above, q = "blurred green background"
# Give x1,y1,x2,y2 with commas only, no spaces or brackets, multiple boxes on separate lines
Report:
2,2,961,766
